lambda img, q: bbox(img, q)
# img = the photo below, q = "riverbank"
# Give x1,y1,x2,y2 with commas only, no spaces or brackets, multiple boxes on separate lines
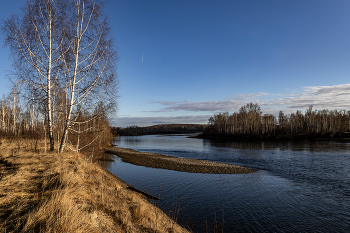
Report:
112,124,206,136
195,133,350,141
0,139,190,232
105,147,255,174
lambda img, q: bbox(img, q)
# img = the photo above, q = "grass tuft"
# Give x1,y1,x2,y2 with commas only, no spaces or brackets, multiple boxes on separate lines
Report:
0,139,189,233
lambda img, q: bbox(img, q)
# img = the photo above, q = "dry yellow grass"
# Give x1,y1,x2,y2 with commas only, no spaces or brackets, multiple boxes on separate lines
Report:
0,138,190,233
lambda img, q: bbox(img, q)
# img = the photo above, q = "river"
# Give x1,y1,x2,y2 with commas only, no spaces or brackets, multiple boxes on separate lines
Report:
100,135,350,232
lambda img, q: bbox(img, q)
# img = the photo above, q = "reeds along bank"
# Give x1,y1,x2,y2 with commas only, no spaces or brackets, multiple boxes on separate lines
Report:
204,103,350,137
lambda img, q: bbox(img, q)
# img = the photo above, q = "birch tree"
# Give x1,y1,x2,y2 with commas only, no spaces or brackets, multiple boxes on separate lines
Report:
58,0,117,153
0,98,8,134
3,0,117,153
3,0,68,150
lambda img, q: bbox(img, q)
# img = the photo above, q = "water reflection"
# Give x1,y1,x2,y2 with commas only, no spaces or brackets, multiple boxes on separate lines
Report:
114,135,146,146
107,135,350,233
205,138,350,152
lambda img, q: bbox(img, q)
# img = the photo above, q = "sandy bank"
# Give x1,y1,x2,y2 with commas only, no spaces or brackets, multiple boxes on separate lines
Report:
105,147,255,174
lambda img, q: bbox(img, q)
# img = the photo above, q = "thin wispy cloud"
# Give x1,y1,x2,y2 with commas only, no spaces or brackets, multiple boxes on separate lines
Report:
113,84,350,127
152,84,350,113
152,100,191,106
262,84,350,110
141,52,144,62
227,92,269,100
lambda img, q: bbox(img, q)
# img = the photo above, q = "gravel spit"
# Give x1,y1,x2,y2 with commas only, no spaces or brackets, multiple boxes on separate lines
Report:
105,147,255,174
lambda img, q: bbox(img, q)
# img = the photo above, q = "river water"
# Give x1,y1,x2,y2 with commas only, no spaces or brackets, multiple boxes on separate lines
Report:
101,135,350,232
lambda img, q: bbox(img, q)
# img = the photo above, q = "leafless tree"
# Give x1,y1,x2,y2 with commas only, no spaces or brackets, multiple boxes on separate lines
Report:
204,103,350,138
58,0,117,153
3,0,117,153
3,0,68,150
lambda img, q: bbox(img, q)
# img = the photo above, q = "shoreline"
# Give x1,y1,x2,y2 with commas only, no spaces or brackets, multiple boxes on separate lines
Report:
0,139,190,232
105,147,255,174
195,133,350,141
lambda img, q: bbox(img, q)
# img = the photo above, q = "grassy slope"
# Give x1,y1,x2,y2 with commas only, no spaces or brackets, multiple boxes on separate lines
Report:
0,139,189,233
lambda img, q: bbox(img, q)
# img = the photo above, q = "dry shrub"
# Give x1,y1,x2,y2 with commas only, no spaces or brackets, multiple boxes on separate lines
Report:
0,139,189,233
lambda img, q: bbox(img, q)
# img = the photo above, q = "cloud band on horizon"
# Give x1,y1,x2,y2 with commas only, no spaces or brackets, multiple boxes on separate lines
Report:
151,84,350,114
114,84,350,127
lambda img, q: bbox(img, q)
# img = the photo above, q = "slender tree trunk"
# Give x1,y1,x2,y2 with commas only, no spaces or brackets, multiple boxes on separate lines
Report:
76,123,80,152
47,13,55,151
12,89,16,136
59,5,80,153
1,103,5,133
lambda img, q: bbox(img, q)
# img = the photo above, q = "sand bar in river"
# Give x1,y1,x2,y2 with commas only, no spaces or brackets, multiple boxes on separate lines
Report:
105,147,255,174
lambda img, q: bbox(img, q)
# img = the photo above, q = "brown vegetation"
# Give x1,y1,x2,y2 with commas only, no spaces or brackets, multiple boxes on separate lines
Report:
0,139,190,233
0,90,114,158
2,0,118,153
0,1,190,231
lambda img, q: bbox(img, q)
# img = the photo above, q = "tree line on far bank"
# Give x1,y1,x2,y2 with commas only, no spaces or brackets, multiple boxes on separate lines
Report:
113,124,206,136
202,103,350,139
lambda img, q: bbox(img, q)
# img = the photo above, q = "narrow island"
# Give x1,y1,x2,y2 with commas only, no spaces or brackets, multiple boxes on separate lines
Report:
105,147,255,174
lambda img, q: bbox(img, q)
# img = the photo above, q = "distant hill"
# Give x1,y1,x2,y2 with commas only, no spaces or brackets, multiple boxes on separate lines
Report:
111,124,207,136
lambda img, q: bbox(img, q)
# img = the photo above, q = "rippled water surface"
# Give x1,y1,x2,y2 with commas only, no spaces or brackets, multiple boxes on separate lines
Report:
101,135,350,232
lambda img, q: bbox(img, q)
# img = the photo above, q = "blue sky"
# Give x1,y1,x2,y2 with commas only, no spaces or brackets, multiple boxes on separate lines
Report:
1,0,350,127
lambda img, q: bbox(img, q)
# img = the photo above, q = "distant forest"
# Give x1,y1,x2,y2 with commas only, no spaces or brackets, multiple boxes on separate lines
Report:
112,124,206,136
201,103,350,139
